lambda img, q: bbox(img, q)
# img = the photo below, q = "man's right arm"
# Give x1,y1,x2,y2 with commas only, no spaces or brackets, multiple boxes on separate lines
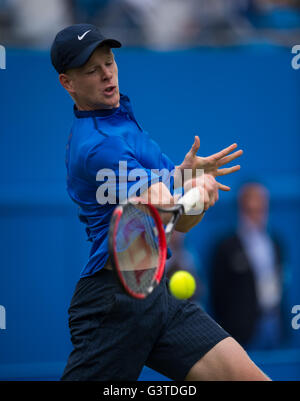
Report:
140,174,219,233
84,136,219,233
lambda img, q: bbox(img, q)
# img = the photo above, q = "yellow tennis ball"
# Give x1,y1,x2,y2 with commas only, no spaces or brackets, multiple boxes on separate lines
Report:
169,270,196,300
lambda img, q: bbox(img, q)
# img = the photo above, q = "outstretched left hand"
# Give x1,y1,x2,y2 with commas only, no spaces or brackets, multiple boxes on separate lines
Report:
177,136,243,191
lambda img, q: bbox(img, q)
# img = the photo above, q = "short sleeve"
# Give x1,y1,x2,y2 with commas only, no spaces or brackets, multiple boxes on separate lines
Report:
85,135,170,204
160,152,175,195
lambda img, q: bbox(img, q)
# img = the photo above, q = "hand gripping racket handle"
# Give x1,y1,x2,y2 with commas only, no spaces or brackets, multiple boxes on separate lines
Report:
164,187,202,242
177,187,201,214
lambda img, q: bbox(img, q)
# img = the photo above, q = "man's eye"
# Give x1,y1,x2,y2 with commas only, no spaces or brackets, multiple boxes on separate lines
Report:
87,69,96,75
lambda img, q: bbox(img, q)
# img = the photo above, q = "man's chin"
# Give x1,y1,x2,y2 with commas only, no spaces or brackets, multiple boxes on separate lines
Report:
102,94,120,109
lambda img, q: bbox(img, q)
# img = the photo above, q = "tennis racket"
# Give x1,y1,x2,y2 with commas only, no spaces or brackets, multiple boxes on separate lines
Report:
108,187,201,299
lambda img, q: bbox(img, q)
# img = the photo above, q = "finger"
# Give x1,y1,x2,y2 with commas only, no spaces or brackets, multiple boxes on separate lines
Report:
217,182,231,191
213,185,219,204
205,178,218,205
209,190,217,206
212,181,219,203
208,188,218,208
217,150,243,167
216,165,241,176
204,191,210,211
190,135,200,156
205,175,219,196
204,178,215,196
205,143,238,163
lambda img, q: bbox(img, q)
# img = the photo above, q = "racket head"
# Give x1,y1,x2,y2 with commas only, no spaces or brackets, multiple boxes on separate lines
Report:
109,198,167,299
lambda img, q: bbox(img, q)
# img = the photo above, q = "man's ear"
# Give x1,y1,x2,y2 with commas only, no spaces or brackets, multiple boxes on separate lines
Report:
59,73,75,94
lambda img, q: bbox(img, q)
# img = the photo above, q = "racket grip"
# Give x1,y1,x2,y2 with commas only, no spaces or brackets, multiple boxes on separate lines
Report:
177,187,201,213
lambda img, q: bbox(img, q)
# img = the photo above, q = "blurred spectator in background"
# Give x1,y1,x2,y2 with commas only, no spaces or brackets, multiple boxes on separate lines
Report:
210,182,285,350
248,0,300,30
93,0,255,48
0,0,72,47
165,231,203,304
244,0,300,45
71,0,111,24
0,0,299,48
188,0,255,46
91,0,201,49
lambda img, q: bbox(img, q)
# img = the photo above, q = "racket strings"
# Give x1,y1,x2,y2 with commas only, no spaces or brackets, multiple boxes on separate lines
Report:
115,203,160,295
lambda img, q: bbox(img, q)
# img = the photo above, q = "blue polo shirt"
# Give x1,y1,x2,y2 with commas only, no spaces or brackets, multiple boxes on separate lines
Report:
66,94,175,277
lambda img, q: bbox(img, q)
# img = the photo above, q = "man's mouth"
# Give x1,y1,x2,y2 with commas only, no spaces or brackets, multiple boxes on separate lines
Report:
104,86,116,96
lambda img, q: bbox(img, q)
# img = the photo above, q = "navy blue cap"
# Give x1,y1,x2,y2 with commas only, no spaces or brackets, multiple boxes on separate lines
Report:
51,24,121,74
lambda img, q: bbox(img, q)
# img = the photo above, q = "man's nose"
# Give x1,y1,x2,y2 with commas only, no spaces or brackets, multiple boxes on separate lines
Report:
102,66,112,80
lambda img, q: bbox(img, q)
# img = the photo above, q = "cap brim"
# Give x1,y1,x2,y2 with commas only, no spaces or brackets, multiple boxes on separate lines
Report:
65,39,122,72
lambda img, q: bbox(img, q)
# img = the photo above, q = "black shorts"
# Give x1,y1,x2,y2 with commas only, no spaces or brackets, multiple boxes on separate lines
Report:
61,269,229,381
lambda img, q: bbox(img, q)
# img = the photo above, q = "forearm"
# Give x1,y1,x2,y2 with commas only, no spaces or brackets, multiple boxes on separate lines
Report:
140,182,204,233
175,211,205,232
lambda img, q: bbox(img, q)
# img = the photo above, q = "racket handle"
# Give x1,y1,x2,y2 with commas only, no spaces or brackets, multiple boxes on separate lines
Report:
177,187,201,214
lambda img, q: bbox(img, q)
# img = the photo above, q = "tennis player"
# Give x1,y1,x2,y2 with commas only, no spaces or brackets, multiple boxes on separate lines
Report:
51,24,270,381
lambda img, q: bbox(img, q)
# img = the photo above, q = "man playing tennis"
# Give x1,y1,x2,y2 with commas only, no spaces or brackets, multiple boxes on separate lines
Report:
51,24,270,381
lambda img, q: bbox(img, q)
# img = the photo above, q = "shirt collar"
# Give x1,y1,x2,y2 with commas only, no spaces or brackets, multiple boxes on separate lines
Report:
73,93,130,119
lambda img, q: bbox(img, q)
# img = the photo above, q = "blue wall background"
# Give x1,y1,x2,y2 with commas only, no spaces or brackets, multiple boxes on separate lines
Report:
0,45,300,380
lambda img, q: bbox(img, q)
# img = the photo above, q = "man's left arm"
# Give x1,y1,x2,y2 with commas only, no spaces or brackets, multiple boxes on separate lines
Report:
174,136,243,192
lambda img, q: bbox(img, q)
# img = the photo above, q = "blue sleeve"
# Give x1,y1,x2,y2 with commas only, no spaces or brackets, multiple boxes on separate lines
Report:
135,131,175,196
160,152,175,196
85,135,173,203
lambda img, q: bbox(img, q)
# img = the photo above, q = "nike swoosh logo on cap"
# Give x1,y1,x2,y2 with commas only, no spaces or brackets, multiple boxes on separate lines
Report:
78,30,91,41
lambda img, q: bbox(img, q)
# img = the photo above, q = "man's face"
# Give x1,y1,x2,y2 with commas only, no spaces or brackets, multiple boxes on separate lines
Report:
239,184,269,228
63,45,120,110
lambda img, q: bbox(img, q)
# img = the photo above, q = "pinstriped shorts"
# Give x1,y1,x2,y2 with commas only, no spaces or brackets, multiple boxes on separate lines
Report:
61,268,229,381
